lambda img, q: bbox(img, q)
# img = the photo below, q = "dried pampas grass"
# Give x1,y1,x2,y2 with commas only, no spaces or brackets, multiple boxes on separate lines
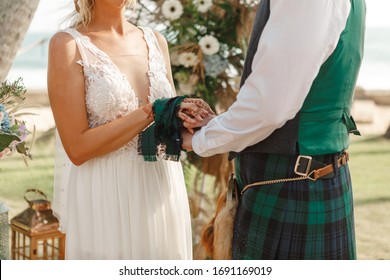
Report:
200,174,238,259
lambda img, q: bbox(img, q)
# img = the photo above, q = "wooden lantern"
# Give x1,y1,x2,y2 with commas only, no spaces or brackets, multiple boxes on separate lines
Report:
10,189,65,260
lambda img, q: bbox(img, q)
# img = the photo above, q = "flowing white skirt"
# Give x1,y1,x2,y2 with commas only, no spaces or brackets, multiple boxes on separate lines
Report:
63,152,192,260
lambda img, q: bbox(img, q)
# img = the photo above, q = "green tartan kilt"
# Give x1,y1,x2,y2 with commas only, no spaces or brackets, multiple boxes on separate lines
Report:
232,152,356,260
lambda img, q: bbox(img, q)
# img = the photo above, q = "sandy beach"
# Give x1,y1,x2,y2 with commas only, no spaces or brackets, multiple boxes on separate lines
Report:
351,89,390,135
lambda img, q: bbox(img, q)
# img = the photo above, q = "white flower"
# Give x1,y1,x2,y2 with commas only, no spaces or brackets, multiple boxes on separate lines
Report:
240,0,260,8
170,51,181,66
178,52,198,67
194,0,213,13
198,35,220,55
162,0,184,21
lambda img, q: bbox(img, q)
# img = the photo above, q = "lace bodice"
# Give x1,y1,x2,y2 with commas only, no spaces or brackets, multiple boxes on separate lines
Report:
63,27,175,156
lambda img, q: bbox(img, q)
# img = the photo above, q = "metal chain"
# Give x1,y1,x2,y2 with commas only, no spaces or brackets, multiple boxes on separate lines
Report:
241,175,312,195
240,152,349,195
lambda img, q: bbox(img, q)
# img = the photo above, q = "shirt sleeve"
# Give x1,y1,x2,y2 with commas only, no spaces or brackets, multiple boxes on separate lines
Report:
192,0,351,157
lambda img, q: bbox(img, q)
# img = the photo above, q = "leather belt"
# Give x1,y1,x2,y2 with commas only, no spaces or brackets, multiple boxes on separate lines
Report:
241,152,349,194
294,152,349,180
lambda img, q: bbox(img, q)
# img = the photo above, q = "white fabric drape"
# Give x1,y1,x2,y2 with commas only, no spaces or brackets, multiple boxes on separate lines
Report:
52,130,72,233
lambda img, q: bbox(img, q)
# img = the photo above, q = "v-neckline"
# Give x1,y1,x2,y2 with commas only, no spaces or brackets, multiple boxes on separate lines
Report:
73,27,151,106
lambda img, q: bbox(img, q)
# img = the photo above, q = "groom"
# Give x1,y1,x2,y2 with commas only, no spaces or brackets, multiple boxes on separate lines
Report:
182,0,366,259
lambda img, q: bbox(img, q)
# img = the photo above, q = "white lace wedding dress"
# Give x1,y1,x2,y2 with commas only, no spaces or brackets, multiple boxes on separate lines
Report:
52,27,192,260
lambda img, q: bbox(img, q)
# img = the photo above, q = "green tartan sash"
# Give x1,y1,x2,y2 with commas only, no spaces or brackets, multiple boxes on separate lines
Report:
138,96,186,161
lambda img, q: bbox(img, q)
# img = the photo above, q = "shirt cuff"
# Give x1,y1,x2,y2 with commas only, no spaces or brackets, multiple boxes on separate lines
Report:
192,130,213,157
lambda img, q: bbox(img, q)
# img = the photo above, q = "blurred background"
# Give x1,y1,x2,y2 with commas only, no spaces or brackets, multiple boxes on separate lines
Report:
1,0,389,260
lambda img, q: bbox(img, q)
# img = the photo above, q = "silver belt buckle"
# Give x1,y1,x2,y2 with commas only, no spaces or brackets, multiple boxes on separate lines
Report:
294,155,312,176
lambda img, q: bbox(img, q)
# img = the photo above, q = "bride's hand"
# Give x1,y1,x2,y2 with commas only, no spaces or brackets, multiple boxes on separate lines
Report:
177,98,215,134
182,98,215,116
182,114,215,133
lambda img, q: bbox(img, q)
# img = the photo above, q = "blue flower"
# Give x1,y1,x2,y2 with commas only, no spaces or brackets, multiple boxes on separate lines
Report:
0,104,10,131
203,55,229,78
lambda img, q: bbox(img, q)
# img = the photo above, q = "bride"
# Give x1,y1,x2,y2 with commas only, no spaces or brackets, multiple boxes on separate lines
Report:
47,0,212,259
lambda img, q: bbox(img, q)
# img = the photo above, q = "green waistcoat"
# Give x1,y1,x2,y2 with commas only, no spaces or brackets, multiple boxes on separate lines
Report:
234,0,366,158
298,0,366,155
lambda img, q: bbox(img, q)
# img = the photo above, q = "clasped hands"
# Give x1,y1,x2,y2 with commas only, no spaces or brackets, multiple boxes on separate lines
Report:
141,97,215,151
178,98,215,133
177,98,216,151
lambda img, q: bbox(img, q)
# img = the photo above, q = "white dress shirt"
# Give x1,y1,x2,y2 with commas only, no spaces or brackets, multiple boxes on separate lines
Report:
192,0,351,157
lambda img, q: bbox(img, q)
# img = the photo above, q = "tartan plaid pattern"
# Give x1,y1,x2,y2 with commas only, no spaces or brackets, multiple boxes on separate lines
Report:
232,152,356,260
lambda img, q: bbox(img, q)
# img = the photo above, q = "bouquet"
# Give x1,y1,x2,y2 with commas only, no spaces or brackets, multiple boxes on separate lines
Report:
0,78,32,160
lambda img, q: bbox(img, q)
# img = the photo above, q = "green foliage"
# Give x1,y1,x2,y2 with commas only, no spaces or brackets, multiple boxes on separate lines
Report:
131,0,259,170
0,135,54,221
0,78,26,109
133,0,259,112
347,136,390,259
0,132,20,151
0,78,32,160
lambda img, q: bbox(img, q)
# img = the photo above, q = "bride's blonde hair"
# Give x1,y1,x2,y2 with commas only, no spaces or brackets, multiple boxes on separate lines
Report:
70,0,137,27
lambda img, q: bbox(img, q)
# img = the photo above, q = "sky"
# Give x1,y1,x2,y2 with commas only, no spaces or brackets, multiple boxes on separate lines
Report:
364,0,390,27
28,0,390,32
28,0,73,32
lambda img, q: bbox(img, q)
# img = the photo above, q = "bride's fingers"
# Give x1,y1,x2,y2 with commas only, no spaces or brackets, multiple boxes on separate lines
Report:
197,102,214,115
178,110,197,124
186,107,213,120
178,99,216,128
179,107,203,121
198,108,212,118
183,98,215,115
187,109,204,121
180,101,199,113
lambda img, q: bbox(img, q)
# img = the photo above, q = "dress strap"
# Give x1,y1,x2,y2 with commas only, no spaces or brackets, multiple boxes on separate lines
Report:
61,28,91,67
138,26,176,101
138,26,167,75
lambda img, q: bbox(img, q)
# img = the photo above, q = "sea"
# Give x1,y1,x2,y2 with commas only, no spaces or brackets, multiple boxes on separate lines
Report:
6,27,390,92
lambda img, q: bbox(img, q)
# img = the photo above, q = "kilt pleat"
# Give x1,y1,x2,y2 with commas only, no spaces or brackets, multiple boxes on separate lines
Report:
232,152,356,260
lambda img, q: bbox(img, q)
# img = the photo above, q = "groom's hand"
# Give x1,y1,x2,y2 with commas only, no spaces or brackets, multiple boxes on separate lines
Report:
181,129,194,152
